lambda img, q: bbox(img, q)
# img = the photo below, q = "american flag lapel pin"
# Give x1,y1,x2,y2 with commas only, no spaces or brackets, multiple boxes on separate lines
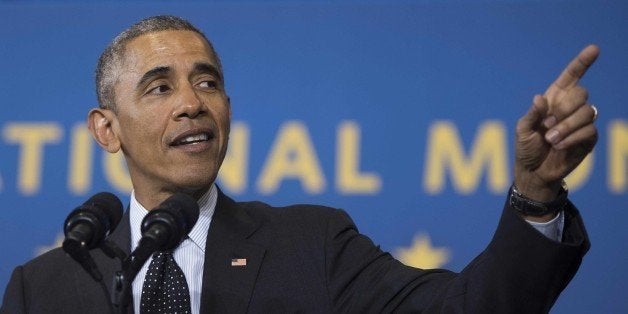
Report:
231,258,247,267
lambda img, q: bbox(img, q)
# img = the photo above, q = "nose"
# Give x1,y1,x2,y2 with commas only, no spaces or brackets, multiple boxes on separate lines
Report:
172,84,205,120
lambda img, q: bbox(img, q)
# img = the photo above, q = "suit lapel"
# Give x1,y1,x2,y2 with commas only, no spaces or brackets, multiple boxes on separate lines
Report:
200,191,266,313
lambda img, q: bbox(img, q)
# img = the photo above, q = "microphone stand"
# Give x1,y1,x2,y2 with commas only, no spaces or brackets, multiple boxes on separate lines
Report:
64,241,115,314
97,240,128,314
63,239,103,282
106,236,161,314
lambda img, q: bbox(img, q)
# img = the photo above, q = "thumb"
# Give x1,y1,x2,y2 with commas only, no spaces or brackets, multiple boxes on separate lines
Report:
517,95,549,135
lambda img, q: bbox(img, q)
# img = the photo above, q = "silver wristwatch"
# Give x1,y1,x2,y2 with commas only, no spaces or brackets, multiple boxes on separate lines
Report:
508,181,568,216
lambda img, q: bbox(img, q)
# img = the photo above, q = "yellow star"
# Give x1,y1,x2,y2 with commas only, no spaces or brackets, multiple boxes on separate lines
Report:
395,233,451,269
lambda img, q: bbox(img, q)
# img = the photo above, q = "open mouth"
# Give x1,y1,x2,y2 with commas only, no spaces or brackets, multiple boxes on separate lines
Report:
170,130,214,147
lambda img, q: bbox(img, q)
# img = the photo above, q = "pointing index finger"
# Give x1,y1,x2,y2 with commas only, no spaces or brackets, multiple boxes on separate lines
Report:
553,45,600,90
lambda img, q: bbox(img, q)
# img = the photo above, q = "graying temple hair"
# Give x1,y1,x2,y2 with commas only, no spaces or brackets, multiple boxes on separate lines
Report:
95,15,222,111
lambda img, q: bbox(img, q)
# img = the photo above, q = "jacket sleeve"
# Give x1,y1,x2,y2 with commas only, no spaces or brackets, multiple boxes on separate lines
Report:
324,199,589,313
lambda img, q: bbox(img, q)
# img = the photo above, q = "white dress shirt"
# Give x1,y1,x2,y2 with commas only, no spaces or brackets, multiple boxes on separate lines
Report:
130,185,217,314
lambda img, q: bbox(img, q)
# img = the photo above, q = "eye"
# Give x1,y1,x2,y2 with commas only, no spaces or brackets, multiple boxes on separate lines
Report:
197,80,218,89
147,84,171,95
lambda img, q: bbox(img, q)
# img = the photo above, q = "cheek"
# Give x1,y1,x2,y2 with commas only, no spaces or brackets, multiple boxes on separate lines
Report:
118,115,160,150
209,100,231,136
218,111,231,141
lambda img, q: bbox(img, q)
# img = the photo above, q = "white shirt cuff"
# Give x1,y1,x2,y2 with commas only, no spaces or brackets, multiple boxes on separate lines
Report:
526,210,565,242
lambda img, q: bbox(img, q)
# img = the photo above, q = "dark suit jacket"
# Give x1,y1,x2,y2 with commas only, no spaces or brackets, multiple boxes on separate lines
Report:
2,191,589,313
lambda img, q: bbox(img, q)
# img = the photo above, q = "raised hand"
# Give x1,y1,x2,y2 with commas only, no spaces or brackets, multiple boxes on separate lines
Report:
514,45,600,204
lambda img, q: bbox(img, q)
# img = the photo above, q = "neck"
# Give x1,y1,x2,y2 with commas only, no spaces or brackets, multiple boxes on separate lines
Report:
133,184,211,210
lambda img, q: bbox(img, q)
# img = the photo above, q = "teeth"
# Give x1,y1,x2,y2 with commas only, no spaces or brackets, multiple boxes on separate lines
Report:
179,133,208,144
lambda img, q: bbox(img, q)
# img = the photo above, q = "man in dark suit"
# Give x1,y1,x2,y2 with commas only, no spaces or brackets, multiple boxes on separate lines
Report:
1,15,598,313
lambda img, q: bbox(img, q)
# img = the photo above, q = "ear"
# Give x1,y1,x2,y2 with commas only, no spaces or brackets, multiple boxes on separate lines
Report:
87,108,121,153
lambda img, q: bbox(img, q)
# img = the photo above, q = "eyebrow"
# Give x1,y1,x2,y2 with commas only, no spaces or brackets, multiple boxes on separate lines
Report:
135,63,223,91
136,66,171,90
192,62,223,82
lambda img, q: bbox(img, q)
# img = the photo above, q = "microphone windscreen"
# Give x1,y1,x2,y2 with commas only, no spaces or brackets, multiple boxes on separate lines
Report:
63,191,123,250
84,192,124,232
158,193,200,234
140,193,200,251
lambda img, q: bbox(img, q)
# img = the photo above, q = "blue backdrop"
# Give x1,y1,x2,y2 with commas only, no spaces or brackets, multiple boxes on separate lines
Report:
1,1,627,312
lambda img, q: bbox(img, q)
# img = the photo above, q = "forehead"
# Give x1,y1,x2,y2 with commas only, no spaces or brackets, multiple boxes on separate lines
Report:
121,30,218,75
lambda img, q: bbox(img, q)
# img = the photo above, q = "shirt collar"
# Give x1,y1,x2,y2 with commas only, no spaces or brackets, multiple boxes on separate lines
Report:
129,184,217,253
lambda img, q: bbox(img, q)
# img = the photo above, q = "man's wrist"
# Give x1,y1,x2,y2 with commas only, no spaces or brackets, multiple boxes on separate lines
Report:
509,181,568,221
513,169,563,202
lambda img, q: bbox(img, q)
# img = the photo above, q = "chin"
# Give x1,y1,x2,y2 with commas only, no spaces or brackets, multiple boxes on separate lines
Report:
171,169,217,192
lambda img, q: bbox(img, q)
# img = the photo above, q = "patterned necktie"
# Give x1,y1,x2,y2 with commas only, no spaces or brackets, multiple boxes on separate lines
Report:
140,251,192,314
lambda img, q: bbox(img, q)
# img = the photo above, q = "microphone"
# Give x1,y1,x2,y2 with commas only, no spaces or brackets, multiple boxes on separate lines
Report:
62,192,123,281
63,192,123,251
141,193,200,251
126,193,199,277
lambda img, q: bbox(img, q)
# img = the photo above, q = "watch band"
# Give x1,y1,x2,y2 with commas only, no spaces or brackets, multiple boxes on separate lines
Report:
509,181,568,217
